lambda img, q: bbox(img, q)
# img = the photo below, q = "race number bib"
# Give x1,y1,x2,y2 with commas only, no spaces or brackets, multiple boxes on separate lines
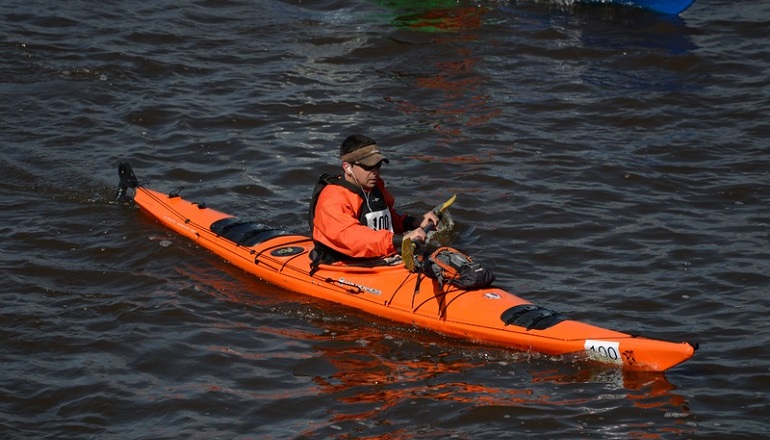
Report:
365,209,393,232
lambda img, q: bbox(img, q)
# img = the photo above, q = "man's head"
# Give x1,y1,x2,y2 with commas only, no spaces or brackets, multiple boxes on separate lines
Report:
340,135,389,167
339,135,389,190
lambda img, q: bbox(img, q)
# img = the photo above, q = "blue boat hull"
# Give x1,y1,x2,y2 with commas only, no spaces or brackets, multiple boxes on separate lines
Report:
584,0,694,14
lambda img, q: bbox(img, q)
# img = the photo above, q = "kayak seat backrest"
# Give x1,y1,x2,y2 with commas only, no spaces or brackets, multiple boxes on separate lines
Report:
500,304,568,331
210,217,292,247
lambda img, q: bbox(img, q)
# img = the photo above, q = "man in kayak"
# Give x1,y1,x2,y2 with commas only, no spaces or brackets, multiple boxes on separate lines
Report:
309,134,439,269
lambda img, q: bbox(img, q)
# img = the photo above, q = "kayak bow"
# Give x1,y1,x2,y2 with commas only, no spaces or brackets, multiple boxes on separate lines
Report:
117,163,696,372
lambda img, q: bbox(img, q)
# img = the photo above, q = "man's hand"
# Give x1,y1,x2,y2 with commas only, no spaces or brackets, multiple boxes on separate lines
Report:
419,211,440,231
403,228,428,244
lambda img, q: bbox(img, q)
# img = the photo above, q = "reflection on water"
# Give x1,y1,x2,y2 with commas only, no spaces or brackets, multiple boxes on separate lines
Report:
376,0,502,144
292,322,693,437
376,0,488,33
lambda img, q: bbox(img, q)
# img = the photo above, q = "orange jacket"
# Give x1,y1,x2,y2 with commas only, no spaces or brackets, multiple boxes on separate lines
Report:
312,177,411,259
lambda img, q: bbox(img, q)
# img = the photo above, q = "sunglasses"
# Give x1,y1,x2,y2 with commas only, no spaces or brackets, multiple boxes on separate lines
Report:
354,161,383,172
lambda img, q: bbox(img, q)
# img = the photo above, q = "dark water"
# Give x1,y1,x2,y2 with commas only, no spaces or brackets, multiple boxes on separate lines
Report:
2,0,768,438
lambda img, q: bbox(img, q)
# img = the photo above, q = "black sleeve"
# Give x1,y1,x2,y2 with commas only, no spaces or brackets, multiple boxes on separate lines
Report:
392,234,404,253
402,215,417,231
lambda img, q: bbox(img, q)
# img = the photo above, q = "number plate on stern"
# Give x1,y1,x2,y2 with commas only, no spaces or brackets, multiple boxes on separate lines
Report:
584,340,622,364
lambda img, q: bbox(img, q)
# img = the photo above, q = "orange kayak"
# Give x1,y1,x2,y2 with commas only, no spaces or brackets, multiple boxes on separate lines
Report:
117,163,696,372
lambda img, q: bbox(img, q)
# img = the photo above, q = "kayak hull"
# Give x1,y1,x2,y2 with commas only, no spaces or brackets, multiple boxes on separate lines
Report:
127,183,695,372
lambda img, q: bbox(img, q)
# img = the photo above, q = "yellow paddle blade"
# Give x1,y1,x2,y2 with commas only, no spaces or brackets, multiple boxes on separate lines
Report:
402,237,416,272
435,194,457,215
